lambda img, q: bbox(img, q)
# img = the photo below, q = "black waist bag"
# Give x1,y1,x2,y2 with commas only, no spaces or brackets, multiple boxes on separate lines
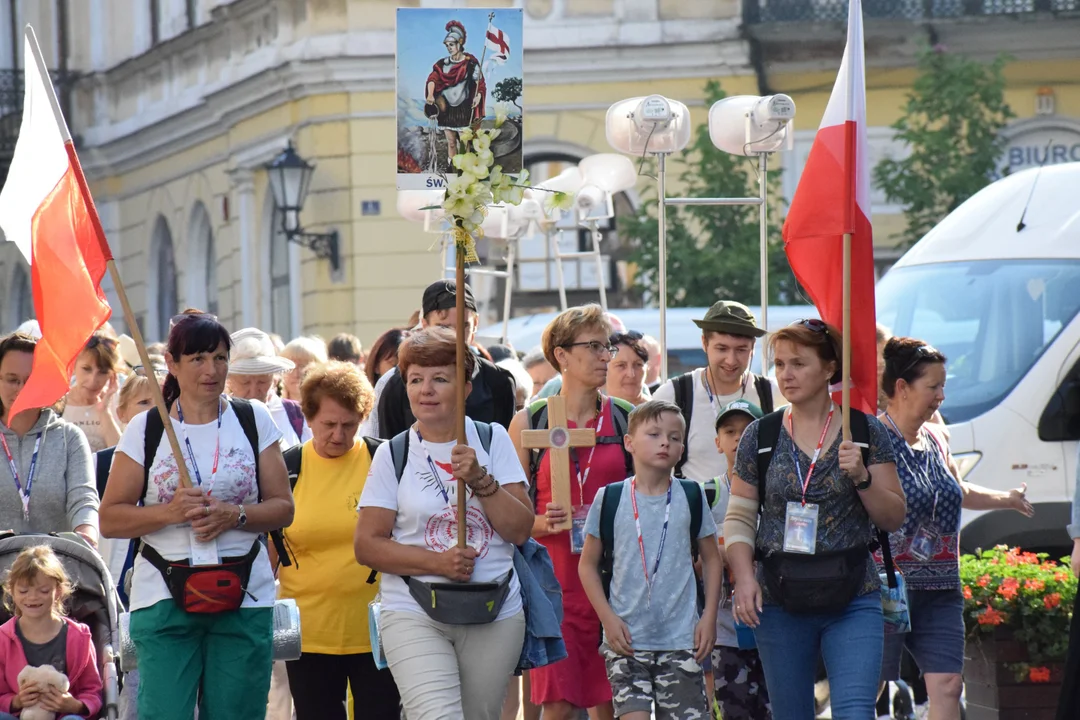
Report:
141,541,260,614
761,546,869,615
404,570,513,626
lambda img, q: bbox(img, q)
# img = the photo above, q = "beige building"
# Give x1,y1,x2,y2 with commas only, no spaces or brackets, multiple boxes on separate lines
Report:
0,0,756,343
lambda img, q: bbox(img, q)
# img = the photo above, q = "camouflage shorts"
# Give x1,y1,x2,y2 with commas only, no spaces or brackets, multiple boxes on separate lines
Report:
711,646,772,720
601,645,708,719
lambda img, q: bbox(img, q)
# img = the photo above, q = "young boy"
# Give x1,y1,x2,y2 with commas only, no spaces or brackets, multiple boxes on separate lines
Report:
707,399,772,720
579,399,722,720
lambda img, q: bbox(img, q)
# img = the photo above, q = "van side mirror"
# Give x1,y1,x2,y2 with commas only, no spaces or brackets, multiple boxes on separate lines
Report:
1039,378,1080,442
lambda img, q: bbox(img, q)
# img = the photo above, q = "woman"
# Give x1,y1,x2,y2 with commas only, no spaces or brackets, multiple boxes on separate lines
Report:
424,20,485,166
63,333,124,452
604,331,650,406
726,320,906,719
99,311,294,720
1061,468,1080,719
228,327,312,448
366,328,410,388
508,305,628,720
277,361,399,718
327,333,364,368
355,328,532,720
879,337,1033,720
0,333,98,546
280,336,328,402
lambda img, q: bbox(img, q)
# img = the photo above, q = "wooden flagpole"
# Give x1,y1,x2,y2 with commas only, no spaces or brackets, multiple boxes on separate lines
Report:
21,24,195,491
455,249,468,549
841,232,852,442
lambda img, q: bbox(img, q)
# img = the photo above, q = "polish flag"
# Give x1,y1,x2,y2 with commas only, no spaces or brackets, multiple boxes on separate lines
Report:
0,26,112,418
485,23,510,64
782,0,877,416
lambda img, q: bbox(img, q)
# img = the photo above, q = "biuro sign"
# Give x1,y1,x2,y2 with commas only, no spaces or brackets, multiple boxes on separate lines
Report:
1007,142,1080,168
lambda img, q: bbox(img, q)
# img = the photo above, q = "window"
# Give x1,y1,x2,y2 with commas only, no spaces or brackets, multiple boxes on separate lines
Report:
12,263,33,326
877,259,1080,423
186,0,197,29
150,215,178,342
150,0,160,45
269,207,291,338
187,202,217,317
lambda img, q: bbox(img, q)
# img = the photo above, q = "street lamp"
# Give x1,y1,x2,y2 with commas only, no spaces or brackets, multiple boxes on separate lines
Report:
266,142,341,272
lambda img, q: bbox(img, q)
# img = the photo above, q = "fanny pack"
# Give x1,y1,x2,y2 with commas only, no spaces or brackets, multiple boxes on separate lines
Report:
140,541,260,614
760,545,868,615
404,570,513,626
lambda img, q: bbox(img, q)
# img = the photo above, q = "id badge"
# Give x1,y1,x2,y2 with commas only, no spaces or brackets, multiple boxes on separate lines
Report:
190,535,220,566
909,525,939,561
783,502,819,555
570,505,590,555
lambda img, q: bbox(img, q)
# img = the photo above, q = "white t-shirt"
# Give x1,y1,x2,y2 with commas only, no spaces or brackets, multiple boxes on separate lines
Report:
358,418,527,621
115,400,283,612
653,369,782,484
266,394,312,449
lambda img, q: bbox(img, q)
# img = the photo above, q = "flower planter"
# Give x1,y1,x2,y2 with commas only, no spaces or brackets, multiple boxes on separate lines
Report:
963,628,1063,720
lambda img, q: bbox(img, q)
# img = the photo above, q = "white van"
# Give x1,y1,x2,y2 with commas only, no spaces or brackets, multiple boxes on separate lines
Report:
876,162,1080,555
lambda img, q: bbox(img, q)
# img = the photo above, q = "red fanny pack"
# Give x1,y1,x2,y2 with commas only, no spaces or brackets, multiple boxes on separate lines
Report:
140,541,261,614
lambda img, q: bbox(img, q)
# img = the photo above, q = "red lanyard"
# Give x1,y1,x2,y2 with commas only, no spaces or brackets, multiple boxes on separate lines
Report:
629,477,672,608
789,403,834,506
175,397,223,495
570,404,605,507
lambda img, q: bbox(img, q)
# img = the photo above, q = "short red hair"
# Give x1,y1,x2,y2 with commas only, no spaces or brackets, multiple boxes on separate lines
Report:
397,327,476,379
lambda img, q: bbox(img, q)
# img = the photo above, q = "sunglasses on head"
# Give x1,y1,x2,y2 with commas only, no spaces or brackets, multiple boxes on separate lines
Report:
170,312,218,330
86,335,116,350
897,344,938,377
794,318,828,334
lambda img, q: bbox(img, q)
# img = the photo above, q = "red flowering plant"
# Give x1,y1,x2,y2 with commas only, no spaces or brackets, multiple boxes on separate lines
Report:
960,545,1077,682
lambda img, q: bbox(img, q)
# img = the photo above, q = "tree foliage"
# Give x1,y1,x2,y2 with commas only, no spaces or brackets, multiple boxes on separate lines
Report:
492,77,522,110
620,80,799,308
874,46,1013,247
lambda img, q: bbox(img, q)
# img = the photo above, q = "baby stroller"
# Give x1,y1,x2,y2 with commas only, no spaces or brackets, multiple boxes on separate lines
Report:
0,531,121,720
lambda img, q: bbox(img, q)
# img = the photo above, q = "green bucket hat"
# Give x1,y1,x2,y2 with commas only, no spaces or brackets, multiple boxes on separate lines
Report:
692,301,767,338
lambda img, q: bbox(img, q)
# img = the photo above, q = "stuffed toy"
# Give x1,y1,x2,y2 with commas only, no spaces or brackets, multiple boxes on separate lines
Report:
15,664,70,720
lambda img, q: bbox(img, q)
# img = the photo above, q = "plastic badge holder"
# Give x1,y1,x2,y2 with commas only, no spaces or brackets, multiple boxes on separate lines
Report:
733,616,757,650
369,596,388,670
880,571,912,635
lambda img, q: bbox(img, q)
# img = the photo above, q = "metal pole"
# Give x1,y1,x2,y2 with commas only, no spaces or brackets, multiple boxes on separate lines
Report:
554,228,569,311
591,225,608,311
759,152,769,372
658,152,669,380
501,239,516,343
666,197,762,206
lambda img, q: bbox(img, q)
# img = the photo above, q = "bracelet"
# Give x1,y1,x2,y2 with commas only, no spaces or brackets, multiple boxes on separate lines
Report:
475,476,501,498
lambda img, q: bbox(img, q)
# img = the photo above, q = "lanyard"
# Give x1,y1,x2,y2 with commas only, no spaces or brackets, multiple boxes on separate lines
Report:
0,430,43,522
884,413,939,521
569,398,605,507
416,429,459,512
630,477,672,608
175,397,223,494
789,404,834,506
702,371,747,416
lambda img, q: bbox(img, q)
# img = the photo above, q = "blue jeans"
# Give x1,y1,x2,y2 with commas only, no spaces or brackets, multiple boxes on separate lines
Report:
754,592,884,720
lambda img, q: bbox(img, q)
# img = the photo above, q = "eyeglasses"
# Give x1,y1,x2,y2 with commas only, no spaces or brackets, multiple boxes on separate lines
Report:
561,341,618,357
897,344,938,378
794,318,829,334
131,364,166,378
170,312,218,329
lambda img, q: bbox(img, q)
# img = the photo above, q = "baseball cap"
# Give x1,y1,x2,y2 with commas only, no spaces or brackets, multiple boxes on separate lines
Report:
693,300,766,338
715,399,764,430
422,280,477,316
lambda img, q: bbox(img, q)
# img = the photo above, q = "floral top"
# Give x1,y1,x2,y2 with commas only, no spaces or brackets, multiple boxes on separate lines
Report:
734,412,896,604
874,418,963,591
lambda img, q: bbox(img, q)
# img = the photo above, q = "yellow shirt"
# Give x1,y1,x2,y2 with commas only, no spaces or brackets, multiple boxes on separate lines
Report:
278,439,377,654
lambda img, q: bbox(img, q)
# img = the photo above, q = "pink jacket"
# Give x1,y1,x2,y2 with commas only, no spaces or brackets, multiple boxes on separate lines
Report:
0,616,103,718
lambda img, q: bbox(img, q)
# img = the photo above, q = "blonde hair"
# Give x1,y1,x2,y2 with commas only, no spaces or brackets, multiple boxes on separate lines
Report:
541,304,613,370
2,545,71,617
281,336,328,370
118,373,158,417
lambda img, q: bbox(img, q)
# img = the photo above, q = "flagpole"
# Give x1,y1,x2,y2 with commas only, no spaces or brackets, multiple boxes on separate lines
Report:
22,25,194,489
842,232,852,441
454,247,467,550
841,0,860,443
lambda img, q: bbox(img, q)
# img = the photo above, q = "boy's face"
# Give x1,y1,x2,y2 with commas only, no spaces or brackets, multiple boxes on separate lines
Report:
715,414,753,461
625,412,685,473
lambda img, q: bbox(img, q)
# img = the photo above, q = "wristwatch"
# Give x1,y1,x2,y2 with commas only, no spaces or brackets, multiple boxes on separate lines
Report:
854,472,873,492
235,504,248,528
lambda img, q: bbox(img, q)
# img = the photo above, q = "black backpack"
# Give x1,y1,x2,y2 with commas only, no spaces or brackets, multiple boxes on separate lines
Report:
598,478,705,609
526,397,634,506
754,407,898,589
672,372,774,479
278,436,385,568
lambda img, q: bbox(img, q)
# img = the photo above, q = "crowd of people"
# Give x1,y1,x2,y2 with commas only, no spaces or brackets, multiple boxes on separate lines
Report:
0,280,1072,720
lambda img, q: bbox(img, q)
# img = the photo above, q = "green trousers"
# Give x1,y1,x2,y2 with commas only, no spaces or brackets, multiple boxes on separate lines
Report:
129,600,273,720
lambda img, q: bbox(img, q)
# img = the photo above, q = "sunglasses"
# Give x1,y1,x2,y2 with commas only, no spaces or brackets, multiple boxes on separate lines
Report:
170,312,218,329
86,335,117,350
609,330,644,344
794,318,829,334
897,344,938,378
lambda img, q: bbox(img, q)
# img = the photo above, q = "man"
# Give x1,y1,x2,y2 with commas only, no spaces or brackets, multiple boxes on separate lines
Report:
653,301,781,483
374,279,517,439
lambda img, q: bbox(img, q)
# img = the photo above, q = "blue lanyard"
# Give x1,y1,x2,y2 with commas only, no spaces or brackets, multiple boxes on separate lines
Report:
415,428,456,508
175,397,223,491
884,413,939,520
0,430,43,521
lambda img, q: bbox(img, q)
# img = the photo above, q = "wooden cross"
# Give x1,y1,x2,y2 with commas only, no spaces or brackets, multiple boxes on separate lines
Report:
521,395,596,532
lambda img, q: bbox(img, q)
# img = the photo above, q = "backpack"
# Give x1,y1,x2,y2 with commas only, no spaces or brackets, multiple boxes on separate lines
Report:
95,446,115,500
597,478,705,609
365,422,494,585
279,436,385,568
754,407,898,588
672,372,774,479
282,399,305,440
526,397,634,505
142,398,291,569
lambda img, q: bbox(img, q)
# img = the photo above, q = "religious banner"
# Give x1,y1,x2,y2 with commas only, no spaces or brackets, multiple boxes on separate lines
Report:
396,7,524,190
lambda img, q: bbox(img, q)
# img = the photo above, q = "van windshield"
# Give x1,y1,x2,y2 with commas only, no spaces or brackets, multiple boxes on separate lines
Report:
876,260,1080,424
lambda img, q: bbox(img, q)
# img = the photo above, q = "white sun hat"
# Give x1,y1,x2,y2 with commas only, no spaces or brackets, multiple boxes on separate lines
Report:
229,327,296,375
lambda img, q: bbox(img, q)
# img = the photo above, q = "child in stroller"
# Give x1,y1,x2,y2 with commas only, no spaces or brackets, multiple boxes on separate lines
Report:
0,534,121,720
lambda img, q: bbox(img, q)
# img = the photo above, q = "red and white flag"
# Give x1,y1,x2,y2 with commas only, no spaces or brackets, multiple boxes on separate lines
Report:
782,0,877,415
485,22,510,65
0,26,112,418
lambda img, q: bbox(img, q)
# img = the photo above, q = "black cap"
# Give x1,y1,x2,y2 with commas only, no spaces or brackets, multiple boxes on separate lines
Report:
422,280,477,316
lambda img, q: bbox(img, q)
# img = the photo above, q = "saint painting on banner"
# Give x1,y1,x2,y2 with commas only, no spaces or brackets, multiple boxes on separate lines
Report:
396,8,524,190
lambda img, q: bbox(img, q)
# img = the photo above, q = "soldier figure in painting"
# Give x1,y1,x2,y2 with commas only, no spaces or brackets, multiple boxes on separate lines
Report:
425,20,486,167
